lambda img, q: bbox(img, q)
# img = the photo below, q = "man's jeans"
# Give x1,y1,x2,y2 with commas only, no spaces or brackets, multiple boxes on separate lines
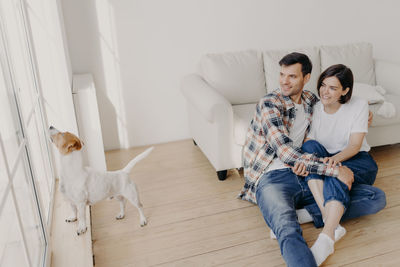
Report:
256,149,386,267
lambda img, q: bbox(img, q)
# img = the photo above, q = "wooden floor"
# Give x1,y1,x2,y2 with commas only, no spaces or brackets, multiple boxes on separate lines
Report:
91,140,400,267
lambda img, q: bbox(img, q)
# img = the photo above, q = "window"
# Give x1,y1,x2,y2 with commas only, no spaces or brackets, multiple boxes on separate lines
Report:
0,0,72,266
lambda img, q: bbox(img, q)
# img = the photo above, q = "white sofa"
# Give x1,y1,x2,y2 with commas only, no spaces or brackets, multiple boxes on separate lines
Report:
181,43,400,180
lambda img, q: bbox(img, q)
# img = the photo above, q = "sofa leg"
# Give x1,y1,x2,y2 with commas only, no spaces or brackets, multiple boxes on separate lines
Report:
217,170,227,181
193,139,197,146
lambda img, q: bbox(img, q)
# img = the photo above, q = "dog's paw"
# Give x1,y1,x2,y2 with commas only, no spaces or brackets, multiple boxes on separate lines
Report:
140,218,147,227
77,226,87,236
116,214,125,220
65,217,77,223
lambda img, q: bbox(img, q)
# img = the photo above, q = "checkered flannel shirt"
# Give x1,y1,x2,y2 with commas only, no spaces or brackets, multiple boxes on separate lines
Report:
239,89,339,204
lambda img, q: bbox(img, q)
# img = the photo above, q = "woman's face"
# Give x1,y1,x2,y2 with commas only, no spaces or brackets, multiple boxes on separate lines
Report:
319,76,349,106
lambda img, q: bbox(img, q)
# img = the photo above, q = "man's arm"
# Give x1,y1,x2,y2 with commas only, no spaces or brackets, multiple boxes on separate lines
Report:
260,100,339,177
293,161,354,190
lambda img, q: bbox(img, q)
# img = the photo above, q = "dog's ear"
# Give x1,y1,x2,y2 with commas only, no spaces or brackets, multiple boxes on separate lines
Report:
61,132,83,154
72,139,82,151
66,139,82,152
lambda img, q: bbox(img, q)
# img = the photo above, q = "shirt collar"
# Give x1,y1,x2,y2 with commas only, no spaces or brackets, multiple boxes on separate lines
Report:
275,88,316,109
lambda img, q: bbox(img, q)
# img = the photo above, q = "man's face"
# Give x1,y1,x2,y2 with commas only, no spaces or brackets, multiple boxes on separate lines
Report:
279,63,309,99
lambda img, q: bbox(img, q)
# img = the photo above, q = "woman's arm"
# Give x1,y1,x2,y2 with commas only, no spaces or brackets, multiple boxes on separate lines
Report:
328,132,365,165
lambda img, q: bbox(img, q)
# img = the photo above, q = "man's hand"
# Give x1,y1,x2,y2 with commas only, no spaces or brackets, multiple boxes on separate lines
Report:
368,111,373,127
337,166,354,190
292,162,309,177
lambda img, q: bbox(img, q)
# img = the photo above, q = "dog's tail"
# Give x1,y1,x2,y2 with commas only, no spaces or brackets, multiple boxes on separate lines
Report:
122,147,154,173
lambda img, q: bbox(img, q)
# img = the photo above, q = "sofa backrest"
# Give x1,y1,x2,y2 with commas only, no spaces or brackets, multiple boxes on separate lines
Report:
199,50,266,105
263,46,321,96
198,43,376,104
320,42,376,85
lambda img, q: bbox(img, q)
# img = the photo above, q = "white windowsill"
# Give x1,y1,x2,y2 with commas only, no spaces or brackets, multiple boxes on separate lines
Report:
49,179,93,267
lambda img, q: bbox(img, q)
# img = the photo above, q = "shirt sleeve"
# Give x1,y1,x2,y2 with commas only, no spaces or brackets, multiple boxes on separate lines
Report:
261,100,339,177
350,98,369,133
306,104,319,140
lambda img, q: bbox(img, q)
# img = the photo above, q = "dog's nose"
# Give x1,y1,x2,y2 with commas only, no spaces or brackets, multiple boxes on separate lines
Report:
49,126,55,130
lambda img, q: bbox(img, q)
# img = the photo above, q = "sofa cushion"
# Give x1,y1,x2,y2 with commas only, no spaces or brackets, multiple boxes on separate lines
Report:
352,82,386,104
263,46,321,96
199,50,266,105
369,94,400,127
232,103,257,145
320,43,376,85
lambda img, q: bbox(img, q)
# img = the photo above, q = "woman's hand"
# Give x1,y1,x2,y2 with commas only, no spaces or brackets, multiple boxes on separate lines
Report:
322,156,342,169
292,162,309,177
338,165,354,190
368,111,373,127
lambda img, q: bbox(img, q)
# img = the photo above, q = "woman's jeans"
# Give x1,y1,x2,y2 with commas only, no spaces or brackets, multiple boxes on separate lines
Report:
256,141,386,267
302,140,379,211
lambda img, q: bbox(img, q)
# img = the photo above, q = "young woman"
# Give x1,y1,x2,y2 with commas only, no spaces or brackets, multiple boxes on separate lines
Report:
300,64,379,265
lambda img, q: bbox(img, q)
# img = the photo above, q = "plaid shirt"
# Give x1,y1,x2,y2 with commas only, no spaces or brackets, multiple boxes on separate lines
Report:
239,89,339,204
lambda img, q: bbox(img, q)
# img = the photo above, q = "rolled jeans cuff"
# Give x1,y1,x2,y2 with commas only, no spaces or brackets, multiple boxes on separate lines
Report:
324,197,348,214
304,175,324,183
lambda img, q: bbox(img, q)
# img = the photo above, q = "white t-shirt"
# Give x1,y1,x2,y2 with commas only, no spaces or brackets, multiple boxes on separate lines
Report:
308,96,370,154
267,102,308,171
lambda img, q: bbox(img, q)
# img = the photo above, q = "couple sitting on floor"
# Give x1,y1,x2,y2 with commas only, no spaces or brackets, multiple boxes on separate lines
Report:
239,52,386,266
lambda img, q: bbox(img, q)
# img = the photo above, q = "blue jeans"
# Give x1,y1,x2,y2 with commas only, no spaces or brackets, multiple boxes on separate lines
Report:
300,140,384,228
302,140,378,186
302,141,359,211
256,158,386,267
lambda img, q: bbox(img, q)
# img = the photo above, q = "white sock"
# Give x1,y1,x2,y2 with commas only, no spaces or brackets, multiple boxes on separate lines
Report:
334,224,346,242
270,229,277,239
311,233,334,266
296,208,314,224
271,224,346,242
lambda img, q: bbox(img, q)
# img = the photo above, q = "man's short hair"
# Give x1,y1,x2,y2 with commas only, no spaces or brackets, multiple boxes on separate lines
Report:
317,64,354,104
279,52,313,77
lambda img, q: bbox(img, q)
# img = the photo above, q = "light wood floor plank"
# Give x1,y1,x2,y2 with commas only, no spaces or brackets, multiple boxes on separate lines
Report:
338,249,400,267
91,140,400,266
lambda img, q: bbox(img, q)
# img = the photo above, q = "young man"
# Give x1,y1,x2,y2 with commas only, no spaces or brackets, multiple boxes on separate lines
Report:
239,53,386,267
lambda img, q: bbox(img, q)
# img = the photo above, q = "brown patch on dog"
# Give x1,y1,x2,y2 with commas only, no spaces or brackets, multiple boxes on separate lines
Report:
51,132,83,155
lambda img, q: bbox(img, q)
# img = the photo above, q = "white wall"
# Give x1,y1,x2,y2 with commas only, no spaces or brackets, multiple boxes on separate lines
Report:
61,0,400,149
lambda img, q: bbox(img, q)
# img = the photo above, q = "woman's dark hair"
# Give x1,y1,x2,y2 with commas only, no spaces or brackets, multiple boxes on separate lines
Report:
317,64,354,104
279,52,313,77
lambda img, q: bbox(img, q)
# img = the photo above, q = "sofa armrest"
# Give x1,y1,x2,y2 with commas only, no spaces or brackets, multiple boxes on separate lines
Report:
375,59,400,96
181,74,232,123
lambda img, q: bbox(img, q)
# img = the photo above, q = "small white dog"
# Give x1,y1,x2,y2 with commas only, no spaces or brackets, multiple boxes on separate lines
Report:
49,126,152,235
